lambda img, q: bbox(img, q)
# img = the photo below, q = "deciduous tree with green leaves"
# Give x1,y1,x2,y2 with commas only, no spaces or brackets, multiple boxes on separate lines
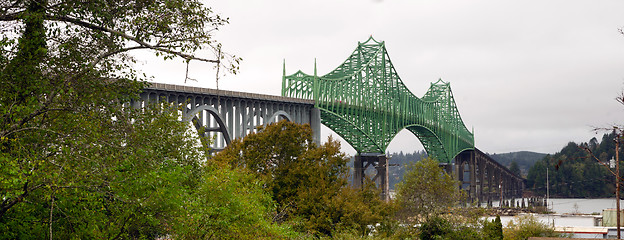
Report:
0,0,243,238
213,120,390,237
394,157,464,223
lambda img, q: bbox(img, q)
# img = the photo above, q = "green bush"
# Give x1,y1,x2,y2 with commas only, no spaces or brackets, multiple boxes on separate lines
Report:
419,216,482,240
503,215,561,240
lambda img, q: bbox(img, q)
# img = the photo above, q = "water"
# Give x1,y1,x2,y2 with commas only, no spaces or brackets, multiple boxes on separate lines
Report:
486,198,624,228
483,198,624,238
546,198,624,214
489,198,624,214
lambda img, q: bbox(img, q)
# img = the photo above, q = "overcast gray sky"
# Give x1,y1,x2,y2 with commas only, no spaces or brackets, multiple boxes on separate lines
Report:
135,0,624,155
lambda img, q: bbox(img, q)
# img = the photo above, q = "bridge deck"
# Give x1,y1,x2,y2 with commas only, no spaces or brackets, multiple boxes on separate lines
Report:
147,82,314,105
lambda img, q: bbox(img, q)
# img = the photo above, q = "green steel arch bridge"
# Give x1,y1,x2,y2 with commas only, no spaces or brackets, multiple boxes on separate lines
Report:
281,37,523,202
281,36,474,163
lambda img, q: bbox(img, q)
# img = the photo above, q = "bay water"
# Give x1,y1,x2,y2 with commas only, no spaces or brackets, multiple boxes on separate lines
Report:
488,198,624,228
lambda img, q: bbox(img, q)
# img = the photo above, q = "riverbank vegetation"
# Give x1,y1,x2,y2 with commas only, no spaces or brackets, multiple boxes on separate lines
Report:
526,132,622,198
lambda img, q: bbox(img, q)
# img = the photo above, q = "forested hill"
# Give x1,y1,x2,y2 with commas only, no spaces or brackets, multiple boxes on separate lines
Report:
526,132,622,198
488,151,547,177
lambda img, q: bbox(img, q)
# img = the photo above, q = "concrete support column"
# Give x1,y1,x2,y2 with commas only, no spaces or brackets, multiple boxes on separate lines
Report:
469,151,477,203
375,156,390,201
353,155,365,189
353,153,389,201
478,156,486,204
455,159,464,192
310,107,321,145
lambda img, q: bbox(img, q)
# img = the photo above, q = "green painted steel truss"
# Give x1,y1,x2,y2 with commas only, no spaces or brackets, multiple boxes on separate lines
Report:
281,37,474,163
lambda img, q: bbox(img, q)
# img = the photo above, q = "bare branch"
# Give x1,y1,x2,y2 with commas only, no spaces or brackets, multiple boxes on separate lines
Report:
580,146,623,181
617,89,624,106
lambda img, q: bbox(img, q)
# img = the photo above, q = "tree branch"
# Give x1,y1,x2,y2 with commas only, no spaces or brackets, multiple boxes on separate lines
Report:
0,12,20,21
44,14,220,64
0,182,44,219
0,92,59,138
581,147,621,180
91,46,150,67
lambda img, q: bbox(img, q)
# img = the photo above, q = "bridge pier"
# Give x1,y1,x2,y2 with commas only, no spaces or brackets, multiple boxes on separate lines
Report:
453,149,524,206
353,153,389,201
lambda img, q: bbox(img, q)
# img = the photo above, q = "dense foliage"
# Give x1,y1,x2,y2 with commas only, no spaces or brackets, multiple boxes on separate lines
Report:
503,215,562,240
1,105,208,238
394,157,464,223
212,121,390,237
172,165,297,239
526,132,620,197
0,0,265,238
483,216,504,240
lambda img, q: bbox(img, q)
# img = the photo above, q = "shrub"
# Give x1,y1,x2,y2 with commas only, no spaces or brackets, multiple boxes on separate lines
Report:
503,215,561,240
483,216,503,240
419,216,482,240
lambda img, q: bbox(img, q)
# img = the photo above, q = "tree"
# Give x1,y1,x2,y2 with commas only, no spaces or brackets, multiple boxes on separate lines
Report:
212,120,389,237
509,161,521,177
1,0,242,238
483,216,503,240
172,165,297,239
418,216,483,240
1,104,210,238
394,157,463,223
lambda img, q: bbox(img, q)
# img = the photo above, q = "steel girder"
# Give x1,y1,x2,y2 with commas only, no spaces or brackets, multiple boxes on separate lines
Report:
281,37,474,163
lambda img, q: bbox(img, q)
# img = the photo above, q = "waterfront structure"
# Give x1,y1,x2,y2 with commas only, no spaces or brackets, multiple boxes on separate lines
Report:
281,37,522,201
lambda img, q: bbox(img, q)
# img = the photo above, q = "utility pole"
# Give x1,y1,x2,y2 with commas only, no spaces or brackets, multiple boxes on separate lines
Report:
546,165,549,211
616,130,621,239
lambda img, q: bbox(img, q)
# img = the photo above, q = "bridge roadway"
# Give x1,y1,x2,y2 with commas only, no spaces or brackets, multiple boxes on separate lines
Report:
138,83,523,203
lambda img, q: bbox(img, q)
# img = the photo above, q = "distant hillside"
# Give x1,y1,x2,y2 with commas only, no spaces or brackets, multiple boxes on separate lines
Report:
488,151,547,177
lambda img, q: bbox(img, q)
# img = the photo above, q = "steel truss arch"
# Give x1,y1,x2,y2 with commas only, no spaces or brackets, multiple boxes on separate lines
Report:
282,36,474,163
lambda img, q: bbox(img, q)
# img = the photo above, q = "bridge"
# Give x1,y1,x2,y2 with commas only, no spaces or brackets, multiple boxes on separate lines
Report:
281,36,523,202
138,37,523,204
135,82,321,153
